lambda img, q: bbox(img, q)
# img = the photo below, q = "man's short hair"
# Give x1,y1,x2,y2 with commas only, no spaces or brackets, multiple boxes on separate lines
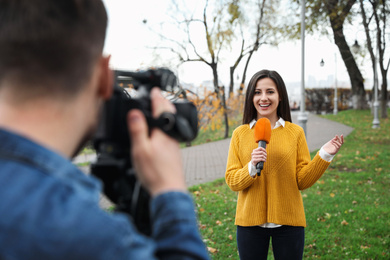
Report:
0,0,108,98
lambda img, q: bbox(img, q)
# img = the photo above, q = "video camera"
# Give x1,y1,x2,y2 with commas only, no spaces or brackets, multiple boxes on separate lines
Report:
91,68,198,236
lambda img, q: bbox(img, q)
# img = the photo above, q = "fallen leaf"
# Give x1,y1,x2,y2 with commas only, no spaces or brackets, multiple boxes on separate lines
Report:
341,220,349,225
330,193,335,198
228,235,233,240
216,220,222,225
317,216,326,222
207,247,218,253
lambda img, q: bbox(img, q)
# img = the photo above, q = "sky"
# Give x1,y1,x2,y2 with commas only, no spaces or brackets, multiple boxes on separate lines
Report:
101,0,372,99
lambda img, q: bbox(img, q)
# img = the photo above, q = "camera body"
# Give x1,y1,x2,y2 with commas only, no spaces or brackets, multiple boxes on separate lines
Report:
91,68,198,235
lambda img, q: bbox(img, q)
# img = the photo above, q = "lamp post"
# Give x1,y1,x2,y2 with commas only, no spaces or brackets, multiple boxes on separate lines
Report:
298,0,308,135
353,39,380,129
372,47,380,129
319,55,338,115
333,53,338,115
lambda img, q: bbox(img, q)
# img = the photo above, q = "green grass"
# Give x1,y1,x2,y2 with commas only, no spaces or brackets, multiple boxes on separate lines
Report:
189,109,390,259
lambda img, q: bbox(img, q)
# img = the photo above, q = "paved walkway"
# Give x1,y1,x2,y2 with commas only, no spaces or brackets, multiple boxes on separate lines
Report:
75,112,354,207
181,112,354,186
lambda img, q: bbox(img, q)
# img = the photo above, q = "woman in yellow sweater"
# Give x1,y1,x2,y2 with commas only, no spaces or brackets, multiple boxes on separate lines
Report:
225,69,344,260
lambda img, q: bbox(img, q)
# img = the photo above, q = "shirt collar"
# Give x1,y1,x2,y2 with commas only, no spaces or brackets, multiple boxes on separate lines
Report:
249,117,285,129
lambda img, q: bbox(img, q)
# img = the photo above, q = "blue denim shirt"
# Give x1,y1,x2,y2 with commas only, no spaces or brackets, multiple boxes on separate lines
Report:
0,129,209,260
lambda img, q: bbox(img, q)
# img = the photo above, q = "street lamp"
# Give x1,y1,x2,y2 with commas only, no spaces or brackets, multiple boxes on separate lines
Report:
352,40,360,54
333,54,338,115
372,48,380,129
298,0,308,136
319,55,338,115
353,40,380,129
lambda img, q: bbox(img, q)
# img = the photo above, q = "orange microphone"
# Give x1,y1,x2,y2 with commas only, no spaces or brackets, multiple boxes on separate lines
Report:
254,118,272,176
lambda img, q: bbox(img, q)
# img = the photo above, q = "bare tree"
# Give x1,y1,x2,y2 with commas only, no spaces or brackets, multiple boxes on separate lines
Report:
147,0,238,138
359,0,389,118
227,0,281,96
228,0,265,96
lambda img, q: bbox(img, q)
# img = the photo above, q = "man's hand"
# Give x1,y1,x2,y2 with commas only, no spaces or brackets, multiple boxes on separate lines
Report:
127,88,187,197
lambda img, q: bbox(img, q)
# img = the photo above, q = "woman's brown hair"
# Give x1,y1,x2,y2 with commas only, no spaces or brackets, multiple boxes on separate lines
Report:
242,69,292,124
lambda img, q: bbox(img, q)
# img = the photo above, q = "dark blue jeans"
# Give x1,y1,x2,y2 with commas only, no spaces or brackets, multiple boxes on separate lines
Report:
236,225,305,260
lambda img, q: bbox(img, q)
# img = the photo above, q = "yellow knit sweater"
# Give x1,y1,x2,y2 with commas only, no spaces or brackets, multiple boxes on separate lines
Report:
225,122,331,227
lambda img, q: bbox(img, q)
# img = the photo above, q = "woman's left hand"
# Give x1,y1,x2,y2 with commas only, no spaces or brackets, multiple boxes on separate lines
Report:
322,134,344,155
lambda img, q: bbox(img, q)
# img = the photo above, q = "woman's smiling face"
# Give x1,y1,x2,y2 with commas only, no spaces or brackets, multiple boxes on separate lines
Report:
252,77,280,120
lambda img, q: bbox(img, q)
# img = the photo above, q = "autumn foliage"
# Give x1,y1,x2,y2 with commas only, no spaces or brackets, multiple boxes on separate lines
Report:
186,87,244,137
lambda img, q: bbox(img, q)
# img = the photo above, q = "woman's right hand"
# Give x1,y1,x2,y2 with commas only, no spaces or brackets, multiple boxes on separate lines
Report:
251,147,267,166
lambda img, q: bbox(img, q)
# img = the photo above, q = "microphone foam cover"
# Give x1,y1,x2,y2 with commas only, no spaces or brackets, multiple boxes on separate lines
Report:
254,118,272,144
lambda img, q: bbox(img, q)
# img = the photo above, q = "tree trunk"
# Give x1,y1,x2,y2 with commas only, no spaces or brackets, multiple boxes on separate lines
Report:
330,25,366,110
326,0,366,109
380,75,388,118
221,87,229,138
211,63,219,94
211,62,230,138
239,49,255,94
229,39,245,97
229,66,235,97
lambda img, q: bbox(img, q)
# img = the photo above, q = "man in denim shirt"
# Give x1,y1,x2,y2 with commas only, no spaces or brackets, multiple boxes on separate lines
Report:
0,1,209,259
